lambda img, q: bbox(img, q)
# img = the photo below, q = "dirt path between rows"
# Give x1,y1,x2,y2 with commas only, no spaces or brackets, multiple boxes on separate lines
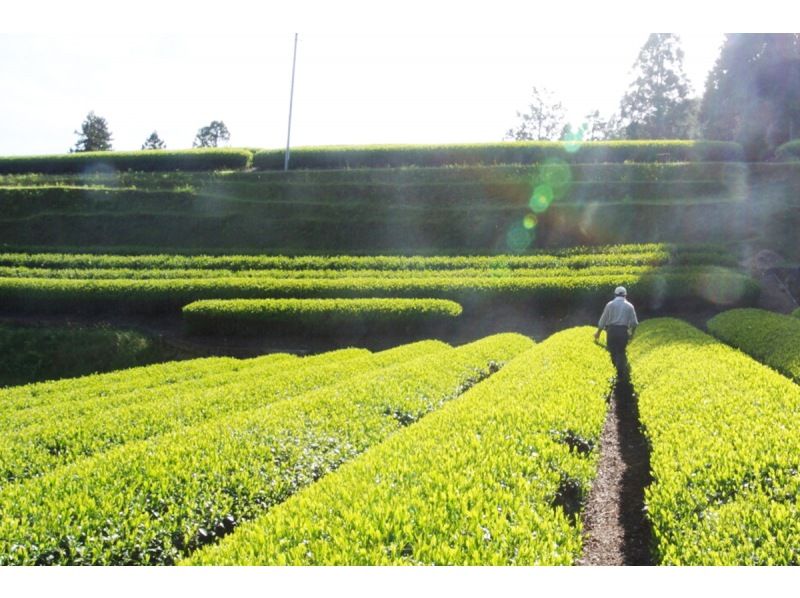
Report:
578,375,653,565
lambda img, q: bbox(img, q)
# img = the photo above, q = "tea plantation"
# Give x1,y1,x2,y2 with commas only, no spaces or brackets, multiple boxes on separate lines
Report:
0,141,798,565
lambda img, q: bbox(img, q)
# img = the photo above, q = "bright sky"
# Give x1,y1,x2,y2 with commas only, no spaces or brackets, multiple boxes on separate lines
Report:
0,2,785,156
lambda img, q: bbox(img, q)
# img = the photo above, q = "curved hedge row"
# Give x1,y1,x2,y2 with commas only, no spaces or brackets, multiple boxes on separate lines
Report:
707,308,800,383
629,319,800,565
776,139,800,161
185,326,612,565
0,244,730,271
0,333,531,565
0,342,449,488
0,149,253,175
182,298,463,336
0,269,760,314
253,141,744,170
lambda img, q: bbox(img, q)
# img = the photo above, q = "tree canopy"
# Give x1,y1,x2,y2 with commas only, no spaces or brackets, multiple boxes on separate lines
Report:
141,131,166,150
505,87,566,141
72,111,113,152
193,121,231,148
700,33,800,160
618,34,695,139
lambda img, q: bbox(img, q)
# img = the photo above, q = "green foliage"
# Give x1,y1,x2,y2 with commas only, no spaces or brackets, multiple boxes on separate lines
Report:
0,243,733,271
0,323,174,387
629,318,800,565
793,308,800,318
253,141,744,170
618,34,696,139
0,343,451,488
0,164,755,253
185,326,611,565
700,34,800,160
0,333,531,565
0,149,253,175
0,267,758,315
72,111,113,153
193,121,230,148
141,131,166,150
707,308,800,382
505,86,566,141
776,140,800,161
182,298,463,336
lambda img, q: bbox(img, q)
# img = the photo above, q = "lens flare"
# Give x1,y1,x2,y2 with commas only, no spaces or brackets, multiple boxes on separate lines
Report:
696,268,748,306
529,184,553,213
539,159,572,192
506,222,533,253
562,126,585,153
523,213,537,230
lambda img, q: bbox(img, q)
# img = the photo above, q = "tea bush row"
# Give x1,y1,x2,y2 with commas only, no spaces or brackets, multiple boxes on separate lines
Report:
186,327,612,565
629,319,800,565
0,342,447,488
0,333,531,564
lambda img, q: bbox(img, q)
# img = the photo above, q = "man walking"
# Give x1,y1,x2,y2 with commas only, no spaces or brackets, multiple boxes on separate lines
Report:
594,286,638,377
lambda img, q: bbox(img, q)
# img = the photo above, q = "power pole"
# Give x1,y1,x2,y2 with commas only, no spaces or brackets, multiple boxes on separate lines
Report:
284,33,298,171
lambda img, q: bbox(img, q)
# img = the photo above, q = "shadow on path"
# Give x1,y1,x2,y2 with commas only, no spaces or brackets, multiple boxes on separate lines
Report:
578,369,654,565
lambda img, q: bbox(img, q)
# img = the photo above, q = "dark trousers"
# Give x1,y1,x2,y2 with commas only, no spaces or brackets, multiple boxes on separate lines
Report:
606,325,630,378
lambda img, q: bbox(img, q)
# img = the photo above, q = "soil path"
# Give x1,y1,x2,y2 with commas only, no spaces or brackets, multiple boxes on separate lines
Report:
578,375,653,565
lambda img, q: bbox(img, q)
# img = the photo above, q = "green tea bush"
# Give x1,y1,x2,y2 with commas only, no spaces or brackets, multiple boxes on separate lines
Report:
0,243,698,270
182,298,463,335
0,268,759,314
707,308,800,382
253,141,744,169
0,342,449,487
186,326,612,565
0,333,531,565
775,139,800,161
0,149,253,175
629,319,800,565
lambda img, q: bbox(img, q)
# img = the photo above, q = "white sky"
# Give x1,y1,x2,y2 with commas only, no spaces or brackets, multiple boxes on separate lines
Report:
0,1,788,156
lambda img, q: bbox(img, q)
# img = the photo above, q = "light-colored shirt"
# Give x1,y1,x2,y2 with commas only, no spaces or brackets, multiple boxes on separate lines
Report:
597,296,639,330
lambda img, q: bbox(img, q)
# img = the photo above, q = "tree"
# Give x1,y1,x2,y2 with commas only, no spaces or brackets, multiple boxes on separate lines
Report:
192,121,230,148
700,34,800,160
505,87,566,141
618,34,696,139
72,111,113,152
141,131,166,150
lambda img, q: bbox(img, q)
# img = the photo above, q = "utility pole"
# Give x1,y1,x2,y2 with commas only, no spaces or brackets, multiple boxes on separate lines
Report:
284,33,298,171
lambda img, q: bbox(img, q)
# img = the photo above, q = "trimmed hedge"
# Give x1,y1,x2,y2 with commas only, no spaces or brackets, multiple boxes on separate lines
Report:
0,268,760,314
776,139,800,161
0,244,728,270
254,141,745,170
185,326,613,565
0,343,449,488
0,149,253,175
0,333,531,565
182,298,463,336
707,308,800,383
629,319,800,564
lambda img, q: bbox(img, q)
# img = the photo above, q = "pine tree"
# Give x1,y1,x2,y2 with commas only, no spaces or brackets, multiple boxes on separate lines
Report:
618,34,696,139
72,111,113,152
141,131,166,150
